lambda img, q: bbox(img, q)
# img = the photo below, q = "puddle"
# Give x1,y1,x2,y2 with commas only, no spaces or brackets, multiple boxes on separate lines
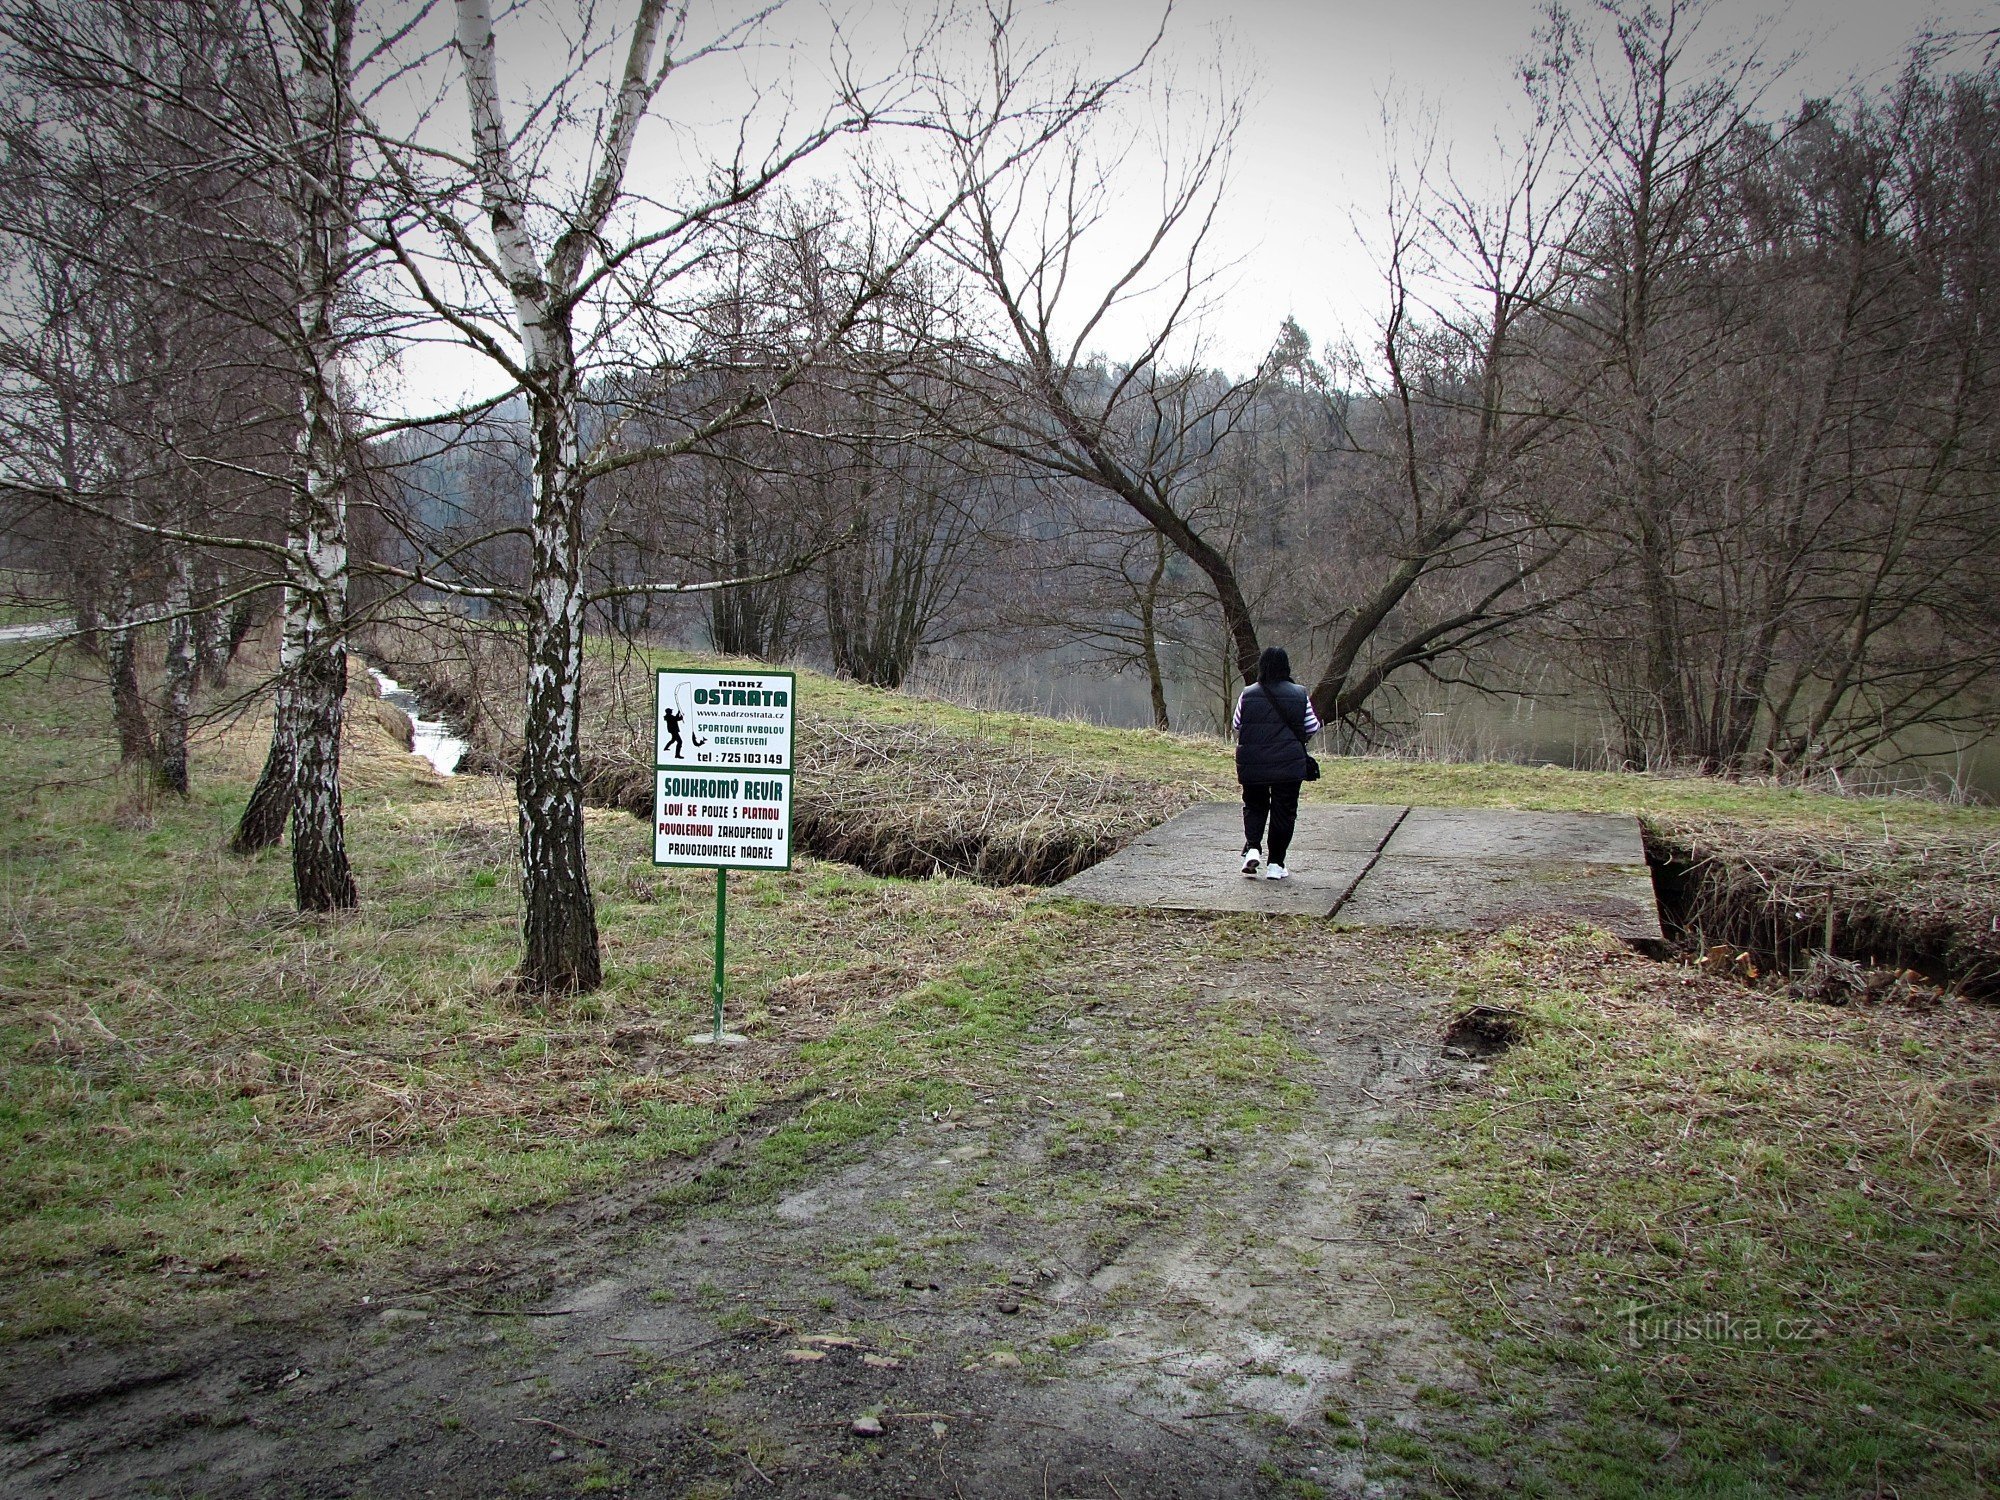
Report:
367,668,468,776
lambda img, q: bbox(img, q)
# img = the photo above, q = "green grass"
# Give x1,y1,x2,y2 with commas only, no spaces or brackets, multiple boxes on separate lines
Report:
0,640,1316,1343
373,614,2000,842
0,577,60,629
657,645,2000,835
0,644,1096,1338
8,632,2000,1497
1402,924,2000,1497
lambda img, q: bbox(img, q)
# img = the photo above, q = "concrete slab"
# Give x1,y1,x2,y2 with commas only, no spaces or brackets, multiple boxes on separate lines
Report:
1330,856,1663,942
1378,806,1647,865
1054,802,1405,917
1344,805,1663,942
1054,800,1663,942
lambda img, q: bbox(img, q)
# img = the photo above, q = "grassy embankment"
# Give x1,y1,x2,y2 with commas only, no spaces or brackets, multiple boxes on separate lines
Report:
370,613,2000,841
378,616,2000,1000
0,640,1297,1345
1398,927,1999,1497
3,626,1998,1495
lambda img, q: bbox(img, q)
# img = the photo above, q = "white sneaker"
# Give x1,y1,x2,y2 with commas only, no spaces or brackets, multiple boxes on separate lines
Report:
1264,863,1289,880
1241,847,1260,876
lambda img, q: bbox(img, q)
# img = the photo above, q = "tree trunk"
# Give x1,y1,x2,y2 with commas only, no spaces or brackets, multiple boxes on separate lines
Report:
289,637,355,910
288,403,356,907
236,585,304,852
233,0,358,903
1633,498,1688,762
194,558,230,686
234,677,297,852
72,568,105,660
453,0,677,992
1140,533,1169,730
1037,382,1262,685
155,549,195,795
107,575,152,765
224,594,257,659
285,135,358,906
515,366,601,993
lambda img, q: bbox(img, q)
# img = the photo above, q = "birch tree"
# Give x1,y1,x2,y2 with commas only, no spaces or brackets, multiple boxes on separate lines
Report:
230,0,362,911
371,0,1124,992
0,0,375,907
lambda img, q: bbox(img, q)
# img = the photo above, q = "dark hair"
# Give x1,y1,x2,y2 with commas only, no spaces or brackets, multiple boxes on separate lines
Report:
1256,646,1292,690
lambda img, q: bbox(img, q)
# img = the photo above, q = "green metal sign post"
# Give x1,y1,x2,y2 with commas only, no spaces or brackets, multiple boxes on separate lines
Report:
710,867,728,1044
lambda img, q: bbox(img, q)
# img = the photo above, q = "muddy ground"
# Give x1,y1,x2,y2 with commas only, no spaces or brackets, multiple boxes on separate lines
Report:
2,932,1516,1499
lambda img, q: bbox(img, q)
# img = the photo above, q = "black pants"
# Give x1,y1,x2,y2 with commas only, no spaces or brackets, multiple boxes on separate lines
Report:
1242,780,1301,865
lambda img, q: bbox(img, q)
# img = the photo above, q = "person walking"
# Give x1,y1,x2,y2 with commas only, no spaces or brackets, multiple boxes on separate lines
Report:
1234,646,1321,880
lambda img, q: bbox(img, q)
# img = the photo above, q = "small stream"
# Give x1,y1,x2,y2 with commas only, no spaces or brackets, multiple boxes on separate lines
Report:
368,668,468,777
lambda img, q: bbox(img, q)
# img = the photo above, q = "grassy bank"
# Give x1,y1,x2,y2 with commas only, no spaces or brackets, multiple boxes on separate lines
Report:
0,642,1295,1344
368,615,2000,839
369,616,2000,995
5,633,2000,1495
1401,925,2000,1496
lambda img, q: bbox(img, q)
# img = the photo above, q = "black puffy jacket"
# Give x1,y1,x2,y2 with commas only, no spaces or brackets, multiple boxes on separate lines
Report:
1235,681,1316,786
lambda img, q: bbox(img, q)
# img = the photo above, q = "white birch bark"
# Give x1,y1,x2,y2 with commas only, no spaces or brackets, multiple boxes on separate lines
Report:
236,0,357,908
452,0,672,990
288,0,357,910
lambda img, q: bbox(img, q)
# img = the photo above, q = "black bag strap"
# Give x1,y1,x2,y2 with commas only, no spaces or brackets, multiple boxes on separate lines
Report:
1261,683,1313,745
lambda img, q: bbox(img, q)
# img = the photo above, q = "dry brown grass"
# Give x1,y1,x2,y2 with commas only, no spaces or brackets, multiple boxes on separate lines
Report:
1648,815,2000,999
365,615,1213,887
798,718,1208,884
1534,936,1999,1224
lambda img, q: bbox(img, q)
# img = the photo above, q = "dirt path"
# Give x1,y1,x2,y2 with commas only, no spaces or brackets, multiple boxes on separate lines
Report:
3,930,1496,1499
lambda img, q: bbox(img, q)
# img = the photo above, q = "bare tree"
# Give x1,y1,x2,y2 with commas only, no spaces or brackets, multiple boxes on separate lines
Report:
1719,71,2000,774
0,0,384,906
812,249,1006,690
363,0,1124,992
1537,2,2000,774
0,0,302,796
1303,89,1589,738
1551,0,1777,765
938,63,1273,686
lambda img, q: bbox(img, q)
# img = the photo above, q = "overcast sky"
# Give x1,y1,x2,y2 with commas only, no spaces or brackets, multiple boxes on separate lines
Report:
1052,0,1998,372
380,0,1999,404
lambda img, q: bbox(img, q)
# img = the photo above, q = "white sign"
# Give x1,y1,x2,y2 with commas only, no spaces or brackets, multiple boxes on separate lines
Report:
654,669,795,771
653,769,792,871
653,670,796,872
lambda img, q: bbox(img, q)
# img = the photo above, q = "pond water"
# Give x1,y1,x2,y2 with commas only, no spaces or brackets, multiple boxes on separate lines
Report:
367,668,468,777
910,649,2000,804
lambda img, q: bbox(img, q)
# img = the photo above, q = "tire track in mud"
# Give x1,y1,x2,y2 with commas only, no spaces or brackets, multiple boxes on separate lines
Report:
1,931,1501,1499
